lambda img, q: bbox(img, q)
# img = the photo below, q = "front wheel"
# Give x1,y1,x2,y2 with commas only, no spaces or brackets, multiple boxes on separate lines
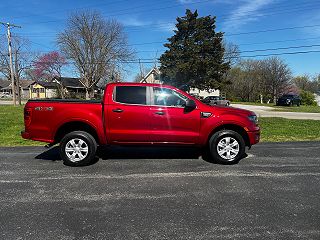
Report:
209,130,245,164
60,131,97,166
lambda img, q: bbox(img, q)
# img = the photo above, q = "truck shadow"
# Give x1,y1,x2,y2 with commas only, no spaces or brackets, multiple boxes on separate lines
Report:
35,145,246,165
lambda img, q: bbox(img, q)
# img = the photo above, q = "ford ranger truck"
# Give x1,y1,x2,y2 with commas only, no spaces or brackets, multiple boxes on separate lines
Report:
22,83,260,166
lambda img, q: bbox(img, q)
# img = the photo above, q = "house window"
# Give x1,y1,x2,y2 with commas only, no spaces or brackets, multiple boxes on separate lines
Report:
40,88,45,93
114,86,147,105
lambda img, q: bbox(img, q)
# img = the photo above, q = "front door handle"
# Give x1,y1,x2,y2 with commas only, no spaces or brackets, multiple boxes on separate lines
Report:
155,111,165,115
112,108,123,113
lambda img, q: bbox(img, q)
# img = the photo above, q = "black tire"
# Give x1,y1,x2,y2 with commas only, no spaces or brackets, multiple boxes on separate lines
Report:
208,130,245,164
59,131,97,167
225,102,230,106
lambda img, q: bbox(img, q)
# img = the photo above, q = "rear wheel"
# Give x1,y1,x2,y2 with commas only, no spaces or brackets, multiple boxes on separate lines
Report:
60,131,97,166
209,130,245,164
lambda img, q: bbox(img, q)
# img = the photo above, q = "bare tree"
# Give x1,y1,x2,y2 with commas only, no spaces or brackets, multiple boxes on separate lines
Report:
57,11,134,99
0,36,34,104
224,59,262,102
224,42,240,66
260,57,292,103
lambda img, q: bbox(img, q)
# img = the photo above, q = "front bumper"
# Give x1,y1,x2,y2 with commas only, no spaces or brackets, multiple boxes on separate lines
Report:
247,130,260,145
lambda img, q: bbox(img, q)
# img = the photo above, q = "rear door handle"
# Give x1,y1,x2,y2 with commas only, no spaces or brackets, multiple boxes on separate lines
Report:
112,108,123,113
155,111,165,115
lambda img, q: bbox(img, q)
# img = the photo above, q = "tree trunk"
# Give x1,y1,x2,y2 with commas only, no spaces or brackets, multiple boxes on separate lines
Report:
85,88,90,100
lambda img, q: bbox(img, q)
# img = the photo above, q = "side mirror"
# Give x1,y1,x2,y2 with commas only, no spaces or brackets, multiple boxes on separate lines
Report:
185,99,196,111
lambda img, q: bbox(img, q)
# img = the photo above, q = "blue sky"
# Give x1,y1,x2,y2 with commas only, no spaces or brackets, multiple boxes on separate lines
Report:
1,0,320,81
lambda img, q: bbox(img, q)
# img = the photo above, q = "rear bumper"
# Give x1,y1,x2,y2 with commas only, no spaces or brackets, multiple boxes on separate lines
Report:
247,130,260,145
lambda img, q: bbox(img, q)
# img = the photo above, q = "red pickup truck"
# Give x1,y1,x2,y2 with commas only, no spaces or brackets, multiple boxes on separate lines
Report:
22,83,260,166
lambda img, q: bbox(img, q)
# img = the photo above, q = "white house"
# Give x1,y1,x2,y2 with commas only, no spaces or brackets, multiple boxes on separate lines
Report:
314,94,320,106
189,88,220,99
140,67,162,84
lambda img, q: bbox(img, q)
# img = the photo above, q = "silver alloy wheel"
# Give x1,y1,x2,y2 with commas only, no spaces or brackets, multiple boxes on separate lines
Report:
65,138,89,162
217,136,240,160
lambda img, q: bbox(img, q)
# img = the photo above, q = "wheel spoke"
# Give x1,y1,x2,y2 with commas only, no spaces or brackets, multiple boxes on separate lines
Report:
65,147,75,152
218,148,227,155
230,141,238,147
69,139,76,148
80,146,88,151
78,139,85,147
226,151,231,159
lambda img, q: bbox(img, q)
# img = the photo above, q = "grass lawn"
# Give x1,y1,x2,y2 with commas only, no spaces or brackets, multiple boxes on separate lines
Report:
272,105,320,113
233,102,271,106
0,105,42,146
0,105,319,146
259,117,320,142
234,102,320,113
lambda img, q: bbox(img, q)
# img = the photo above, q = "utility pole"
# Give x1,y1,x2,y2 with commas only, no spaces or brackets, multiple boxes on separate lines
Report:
0,22,21,106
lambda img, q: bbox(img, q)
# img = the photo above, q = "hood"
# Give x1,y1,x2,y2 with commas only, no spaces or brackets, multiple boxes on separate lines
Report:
200,103,256,117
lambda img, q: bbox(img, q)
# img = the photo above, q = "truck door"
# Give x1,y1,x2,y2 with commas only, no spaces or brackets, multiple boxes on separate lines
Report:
149,87,200,144
106,85,151,143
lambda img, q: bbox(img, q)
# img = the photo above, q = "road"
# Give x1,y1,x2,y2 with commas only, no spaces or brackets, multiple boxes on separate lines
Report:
0,142,319,239
232,104,320,120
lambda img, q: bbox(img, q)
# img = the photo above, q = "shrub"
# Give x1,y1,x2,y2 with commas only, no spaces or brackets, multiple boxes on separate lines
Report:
300,90,317,106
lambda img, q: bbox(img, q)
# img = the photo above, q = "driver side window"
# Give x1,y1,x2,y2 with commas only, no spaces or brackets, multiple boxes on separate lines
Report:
153,87,187,107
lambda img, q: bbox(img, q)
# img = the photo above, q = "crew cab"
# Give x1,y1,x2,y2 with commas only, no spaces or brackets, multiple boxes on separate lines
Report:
22,83,260,166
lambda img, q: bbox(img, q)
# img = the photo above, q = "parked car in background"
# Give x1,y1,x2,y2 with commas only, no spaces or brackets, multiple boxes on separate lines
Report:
0,92,12,98
276,94,301,106
202,96,230,106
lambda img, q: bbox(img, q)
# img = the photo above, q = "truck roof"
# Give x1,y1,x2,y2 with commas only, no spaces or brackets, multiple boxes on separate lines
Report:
106,82,172,88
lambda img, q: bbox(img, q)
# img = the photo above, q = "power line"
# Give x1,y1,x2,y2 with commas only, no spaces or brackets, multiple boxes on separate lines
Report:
240,44,320,53
240,50,320,58
6,40,320,56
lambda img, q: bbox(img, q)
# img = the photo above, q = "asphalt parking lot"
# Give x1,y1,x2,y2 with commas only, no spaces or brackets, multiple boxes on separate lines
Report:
0,142,319,240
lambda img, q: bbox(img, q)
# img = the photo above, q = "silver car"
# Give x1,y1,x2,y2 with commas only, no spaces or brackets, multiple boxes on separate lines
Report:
203,96,230,106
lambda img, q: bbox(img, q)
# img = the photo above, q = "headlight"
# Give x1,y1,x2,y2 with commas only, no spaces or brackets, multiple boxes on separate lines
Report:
248,115,258,125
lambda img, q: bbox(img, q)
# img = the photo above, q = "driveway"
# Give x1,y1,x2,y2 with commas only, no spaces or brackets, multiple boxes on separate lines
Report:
0,100,27,105
232,104,320,120
0,142,319,239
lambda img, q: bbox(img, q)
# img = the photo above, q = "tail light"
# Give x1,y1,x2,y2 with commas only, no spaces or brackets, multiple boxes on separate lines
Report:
24,107,32,127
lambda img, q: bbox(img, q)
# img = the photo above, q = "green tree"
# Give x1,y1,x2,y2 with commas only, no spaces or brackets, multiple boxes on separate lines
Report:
300,90,317,106
159,9,230,91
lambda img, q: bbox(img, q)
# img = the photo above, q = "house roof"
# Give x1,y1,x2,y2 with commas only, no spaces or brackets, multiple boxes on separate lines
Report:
33,81,58,88
140,67,161,83
20,80,35,89
53,77,85,89
0,80,11,89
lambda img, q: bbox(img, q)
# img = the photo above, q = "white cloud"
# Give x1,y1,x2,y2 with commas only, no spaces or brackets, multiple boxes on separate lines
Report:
119,17,151,27
178,0,196,3
157,22,176,32
223,0,275,31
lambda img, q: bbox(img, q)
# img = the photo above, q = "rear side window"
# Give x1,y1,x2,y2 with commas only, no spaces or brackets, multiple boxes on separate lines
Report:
114,86,147,105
